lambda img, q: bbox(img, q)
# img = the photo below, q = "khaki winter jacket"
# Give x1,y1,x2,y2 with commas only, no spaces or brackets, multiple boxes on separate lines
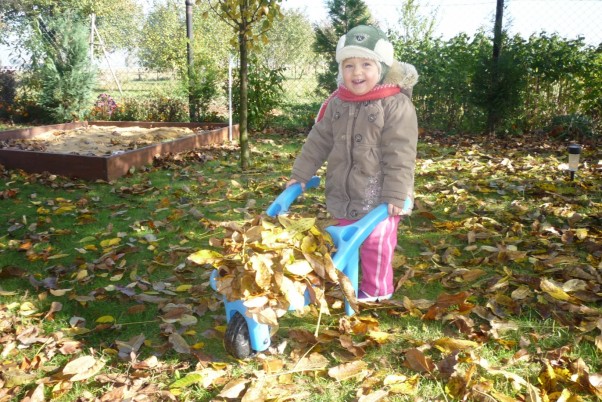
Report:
291,61,419,220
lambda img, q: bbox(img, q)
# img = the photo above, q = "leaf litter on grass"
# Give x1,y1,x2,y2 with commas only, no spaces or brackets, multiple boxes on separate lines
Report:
0,133,601,401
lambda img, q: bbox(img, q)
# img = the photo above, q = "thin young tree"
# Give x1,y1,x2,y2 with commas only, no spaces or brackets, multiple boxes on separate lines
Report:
206,0,283,170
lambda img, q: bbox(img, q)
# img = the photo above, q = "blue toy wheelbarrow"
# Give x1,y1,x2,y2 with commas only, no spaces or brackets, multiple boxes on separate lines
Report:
211,176,403,359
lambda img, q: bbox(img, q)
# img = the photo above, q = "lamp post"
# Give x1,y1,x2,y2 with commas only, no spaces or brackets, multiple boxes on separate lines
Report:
568,144,581,181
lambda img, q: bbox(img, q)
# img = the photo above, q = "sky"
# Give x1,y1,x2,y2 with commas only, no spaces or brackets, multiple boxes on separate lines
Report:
281,0,602,44
1,0,600,68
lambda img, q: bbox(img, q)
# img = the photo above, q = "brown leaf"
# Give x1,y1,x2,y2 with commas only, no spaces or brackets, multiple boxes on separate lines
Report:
337,270,358,313
241,377,268,402
62,355,105,381
357,389,388,402
404,348,435,373
293,352,329,372
218,378,249,399
168,333,191,354
328,360,369,381
115,334,145,359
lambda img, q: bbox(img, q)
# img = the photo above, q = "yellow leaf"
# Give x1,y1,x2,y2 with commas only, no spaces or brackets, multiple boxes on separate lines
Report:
575,228,588,240
49,288,72,296
285,260,313,276
540,278,574,302
277,216,315,234
176,284,192,292
95,315,115,323
300,234,317,253
19,302,37,316
187,249,224,265
109,273,123,282
54,206,75,214
367,330,392,344
100,238,121,248
433,337,479,353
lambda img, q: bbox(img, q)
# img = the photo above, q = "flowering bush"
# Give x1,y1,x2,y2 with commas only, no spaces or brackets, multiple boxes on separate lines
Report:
109,95,188,122
90,93,118,121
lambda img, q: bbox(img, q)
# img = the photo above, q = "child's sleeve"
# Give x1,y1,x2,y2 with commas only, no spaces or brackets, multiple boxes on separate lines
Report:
380,95,418,209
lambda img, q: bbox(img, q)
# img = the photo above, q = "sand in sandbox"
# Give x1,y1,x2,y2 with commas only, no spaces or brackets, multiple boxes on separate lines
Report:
0,125,199,156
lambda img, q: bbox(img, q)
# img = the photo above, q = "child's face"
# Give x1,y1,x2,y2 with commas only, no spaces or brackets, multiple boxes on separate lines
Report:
341,57,380,96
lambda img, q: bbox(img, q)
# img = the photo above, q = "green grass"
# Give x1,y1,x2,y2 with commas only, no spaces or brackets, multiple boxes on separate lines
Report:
1,131,601,401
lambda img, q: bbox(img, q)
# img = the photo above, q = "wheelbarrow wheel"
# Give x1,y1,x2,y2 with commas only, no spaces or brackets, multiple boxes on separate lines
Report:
224,312,253,359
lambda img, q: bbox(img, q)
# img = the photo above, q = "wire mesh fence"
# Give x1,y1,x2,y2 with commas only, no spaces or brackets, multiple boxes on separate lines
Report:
89,0,601,114
1,0,600,130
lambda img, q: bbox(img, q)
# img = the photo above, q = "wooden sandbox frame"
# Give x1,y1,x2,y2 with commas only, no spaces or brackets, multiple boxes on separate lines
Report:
0,121,239,181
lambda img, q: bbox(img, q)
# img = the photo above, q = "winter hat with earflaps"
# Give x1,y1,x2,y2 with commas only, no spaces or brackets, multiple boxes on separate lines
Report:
315,24,419,122
336,25,395,83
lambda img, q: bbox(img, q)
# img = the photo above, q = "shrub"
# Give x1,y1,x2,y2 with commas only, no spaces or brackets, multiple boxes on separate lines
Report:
148,96,188,122
109,95,188,122
547,114,594,142
231,56,285,131
89,93,118,121
0,69,17,119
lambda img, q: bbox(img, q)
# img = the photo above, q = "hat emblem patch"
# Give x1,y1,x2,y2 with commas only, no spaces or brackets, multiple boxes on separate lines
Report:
354,34,367,42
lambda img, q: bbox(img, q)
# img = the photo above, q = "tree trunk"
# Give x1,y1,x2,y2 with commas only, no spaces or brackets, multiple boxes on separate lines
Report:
487,0,504,134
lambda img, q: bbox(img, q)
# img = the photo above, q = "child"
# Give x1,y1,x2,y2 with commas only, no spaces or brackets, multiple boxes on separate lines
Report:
287,25,419,302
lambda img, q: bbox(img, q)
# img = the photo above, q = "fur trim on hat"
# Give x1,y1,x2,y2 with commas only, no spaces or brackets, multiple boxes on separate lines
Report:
383,61,419,89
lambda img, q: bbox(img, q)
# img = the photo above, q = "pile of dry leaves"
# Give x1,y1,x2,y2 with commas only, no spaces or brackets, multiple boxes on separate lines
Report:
188,213,358,332
188,215,358,328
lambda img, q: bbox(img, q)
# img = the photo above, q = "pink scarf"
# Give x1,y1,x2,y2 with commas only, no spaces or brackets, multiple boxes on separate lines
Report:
316,84,401,122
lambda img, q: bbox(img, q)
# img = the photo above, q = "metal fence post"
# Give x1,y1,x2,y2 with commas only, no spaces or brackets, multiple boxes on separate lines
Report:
185,0,195,121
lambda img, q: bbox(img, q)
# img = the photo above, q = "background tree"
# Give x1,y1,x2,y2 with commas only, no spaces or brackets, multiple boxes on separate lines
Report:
138,0,185,73
33,11,96,122
313,0,373,96
392,0,436,45
259,9,315,78
0,0,141,64
206,0,283,170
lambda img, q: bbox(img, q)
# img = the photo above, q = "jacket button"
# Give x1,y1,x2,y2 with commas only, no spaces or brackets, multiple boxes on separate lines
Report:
350,210,358,218
355,134,362,142
363,101,370,106
334,112,340,119
368,114,376,122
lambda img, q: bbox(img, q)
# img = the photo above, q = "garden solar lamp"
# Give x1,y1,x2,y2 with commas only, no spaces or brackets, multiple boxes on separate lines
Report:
568,144,581,181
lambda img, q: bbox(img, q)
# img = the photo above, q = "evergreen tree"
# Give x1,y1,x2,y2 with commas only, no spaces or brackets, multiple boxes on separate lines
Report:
35,11,96,122
313,0,374,95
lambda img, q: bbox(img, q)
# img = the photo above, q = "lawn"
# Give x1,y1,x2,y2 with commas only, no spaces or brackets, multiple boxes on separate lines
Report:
0,130,601,401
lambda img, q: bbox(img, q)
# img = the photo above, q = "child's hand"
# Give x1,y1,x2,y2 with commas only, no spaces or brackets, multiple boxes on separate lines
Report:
388,202,412,216
286,179,306,191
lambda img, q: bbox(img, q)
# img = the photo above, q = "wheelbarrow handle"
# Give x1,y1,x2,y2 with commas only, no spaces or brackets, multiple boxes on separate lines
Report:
266,176,321,217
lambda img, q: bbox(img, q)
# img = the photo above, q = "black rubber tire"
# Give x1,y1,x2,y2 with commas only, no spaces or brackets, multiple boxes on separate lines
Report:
224,312,253,359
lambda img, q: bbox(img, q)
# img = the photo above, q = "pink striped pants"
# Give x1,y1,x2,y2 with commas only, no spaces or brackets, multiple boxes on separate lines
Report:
337,215,400,297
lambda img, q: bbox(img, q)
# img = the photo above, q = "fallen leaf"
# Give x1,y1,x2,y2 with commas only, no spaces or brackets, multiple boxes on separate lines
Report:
404,348,436,373
328,360,369,381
